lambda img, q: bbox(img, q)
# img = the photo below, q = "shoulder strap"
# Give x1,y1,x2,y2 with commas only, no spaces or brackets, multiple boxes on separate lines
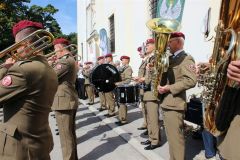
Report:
16,60,32,66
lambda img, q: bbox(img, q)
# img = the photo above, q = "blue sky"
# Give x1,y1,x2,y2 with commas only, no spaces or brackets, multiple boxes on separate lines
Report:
28,0,77,35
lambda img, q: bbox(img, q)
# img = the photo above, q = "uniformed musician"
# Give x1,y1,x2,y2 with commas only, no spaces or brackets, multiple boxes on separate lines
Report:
134,46,148,131
51,38,79,160
104,53,116,117
140,38,161,150
96,56,107,111
115,55,133,125
0,20,58,160
217,61,240,160
158,32,197,159
82,61,95,105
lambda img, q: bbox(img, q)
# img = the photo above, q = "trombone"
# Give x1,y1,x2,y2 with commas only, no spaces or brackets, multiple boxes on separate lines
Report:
45,44,81,61
0,29,54,64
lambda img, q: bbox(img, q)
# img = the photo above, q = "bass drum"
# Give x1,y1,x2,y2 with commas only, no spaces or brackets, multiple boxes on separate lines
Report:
90,64,120,92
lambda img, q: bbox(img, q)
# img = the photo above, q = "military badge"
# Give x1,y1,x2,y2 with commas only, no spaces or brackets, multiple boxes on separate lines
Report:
56,64,62,70
188,64,196,73
1,75,12,86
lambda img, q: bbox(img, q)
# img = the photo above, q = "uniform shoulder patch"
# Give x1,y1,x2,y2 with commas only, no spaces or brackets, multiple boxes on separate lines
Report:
188,64,196,73
56,64,62,70
1,75,12,86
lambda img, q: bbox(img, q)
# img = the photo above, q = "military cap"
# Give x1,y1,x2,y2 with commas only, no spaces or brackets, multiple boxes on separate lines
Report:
120,56,130,61
137,47,142,52
53,38,70,46
170,32,185,40
97,56,105,61
84,61,93,65
105,53,113,58
12,20,43,37
146,38,155,44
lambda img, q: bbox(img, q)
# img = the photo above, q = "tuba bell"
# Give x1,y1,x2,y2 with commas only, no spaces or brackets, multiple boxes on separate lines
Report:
0,29,54,63
146,18,181,98
200,0,240,136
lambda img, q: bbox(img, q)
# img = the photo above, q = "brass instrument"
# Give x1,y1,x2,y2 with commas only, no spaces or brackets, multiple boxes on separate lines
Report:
146,18,181,98
200,0,240,136
45,44,78,59
73,54,81,61
0,29,54,63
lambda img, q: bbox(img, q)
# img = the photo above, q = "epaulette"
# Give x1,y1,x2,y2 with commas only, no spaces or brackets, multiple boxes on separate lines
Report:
15,60,32,66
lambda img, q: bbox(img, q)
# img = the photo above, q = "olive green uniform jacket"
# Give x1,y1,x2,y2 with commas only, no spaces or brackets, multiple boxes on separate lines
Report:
52,54,78,110
161,51,197,110
0,55,58,160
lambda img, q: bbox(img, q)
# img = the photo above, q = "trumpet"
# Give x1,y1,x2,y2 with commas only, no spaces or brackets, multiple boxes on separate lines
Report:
0,29,54,63
45,44,78,59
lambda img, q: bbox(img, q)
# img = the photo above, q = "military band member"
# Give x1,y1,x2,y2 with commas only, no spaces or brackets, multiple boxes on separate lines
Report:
216,60,240,160
140,38,161,150
104,53,116,117
76,63,86,99
97,56,107,111
51,38,79,160
134,46,148,130
115,56,133,125
158,32,197,160
82,61,95,105
0,20,58,160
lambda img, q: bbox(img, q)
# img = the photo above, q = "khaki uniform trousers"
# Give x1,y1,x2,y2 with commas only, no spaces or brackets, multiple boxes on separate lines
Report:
55,110,78,160
99,92,106,109
119,104,127,123
162,108,185,160
85,85,94,104
144,101,160,145
218,115,240,160
139,88,147,128
104,91,115,115
140,102,147,128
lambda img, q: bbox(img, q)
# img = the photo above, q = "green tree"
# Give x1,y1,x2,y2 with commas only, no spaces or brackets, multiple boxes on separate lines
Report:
26,4,62,37
63,32,77,44
0,1,63,51
0,0,30,50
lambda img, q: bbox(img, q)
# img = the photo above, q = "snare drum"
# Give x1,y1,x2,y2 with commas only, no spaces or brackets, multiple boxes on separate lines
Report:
116,84,139,104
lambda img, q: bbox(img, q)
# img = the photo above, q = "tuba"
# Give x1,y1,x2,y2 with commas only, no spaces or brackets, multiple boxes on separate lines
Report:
0,29,54,63
200,0,240,136
146,18,181,98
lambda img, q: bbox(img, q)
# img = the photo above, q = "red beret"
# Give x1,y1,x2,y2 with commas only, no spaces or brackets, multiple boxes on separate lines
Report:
170,32,185,40
84,61,93,65
53,38,70,46
137,47,142,52
146,38,155,45
97,56,104,61
12,20,43,37
120,56,130,61
105,53,113,58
